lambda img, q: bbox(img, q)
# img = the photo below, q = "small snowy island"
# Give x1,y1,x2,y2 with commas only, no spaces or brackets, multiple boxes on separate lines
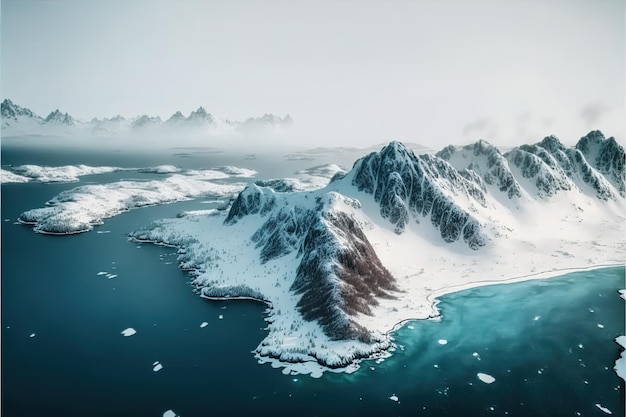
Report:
127,131,625,376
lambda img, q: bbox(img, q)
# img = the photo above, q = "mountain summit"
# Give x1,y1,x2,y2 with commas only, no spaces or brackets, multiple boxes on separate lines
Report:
129,133,624,374
0,99,293,136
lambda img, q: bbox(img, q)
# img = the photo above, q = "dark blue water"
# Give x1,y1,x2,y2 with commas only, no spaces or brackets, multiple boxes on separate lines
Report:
2,145,624,417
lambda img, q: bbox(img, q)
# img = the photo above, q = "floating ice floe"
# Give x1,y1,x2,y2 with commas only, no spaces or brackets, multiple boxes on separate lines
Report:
595,403,613,414
620,289,625,301
533,315,541,321
477,373,495,384
597,323,604,328
121,328,136,337
163,410,179,417
389,394,399,402
29,333,36,338
153,361,163,372
218,315,224,320
438,339,448,345
200,322,208,328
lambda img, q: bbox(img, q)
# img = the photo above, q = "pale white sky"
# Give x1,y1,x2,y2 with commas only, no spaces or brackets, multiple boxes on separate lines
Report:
1,0,624,147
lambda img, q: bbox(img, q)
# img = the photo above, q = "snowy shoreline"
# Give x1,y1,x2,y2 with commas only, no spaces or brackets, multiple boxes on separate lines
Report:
129,217,624,375
422,263,625,321
9,137,625,377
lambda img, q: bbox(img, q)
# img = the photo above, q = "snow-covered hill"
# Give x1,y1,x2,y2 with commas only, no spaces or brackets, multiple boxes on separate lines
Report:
126,132,625,376
0,99,292,136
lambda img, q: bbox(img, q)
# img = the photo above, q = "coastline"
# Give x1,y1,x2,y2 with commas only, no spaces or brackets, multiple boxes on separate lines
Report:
130,213,625,375
421,263,625,325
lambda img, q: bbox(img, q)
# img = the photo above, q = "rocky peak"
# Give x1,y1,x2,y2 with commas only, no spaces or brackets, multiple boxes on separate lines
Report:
351,142,487,248
576,130,606,155
44,109,75,125
575,131,625,196
166,111,186,123
187,107,214,123
224,184,277,225
537,135,564,154
131,115,162,128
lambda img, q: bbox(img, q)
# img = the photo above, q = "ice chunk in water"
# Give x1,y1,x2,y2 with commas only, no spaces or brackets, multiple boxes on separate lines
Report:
121,328,136,337
595,404,612,414
477,373,495,384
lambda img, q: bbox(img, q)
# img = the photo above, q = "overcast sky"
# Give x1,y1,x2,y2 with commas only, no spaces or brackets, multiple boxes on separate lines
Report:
1,0,624,148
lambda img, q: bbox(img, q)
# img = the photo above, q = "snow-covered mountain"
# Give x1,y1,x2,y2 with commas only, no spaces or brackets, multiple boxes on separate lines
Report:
1,99,44,131
131,115,163,129
44,109,76,126
128,131,624,375
0,99,292,136
240,113,293,131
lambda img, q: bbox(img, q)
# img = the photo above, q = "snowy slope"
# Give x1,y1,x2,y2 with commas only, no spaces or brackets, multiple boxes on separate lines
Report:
127,133,625,376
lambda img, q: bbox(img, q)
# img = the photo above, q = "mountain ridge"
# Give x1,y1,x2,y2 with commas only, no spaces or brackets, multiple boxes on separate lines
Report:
12,122,624,375
1,99,293,135
123,131,626,374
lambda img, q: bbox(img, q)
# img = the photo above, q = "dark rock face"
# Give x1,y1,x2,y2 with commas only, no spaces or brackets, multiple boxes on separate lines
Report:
506,145,572,197
224,184,277,224
224,184,399,341
437,140,522,199
254,179,297,193
290,210,397,342
252,205,315,263
576,130,625,197
1,99,42,124
352,141,487,249
504,133,623,200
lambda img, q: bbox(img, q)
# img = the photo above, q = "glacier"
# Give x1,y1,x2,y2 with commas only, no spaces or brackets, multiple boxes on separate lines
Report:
126,132,625,376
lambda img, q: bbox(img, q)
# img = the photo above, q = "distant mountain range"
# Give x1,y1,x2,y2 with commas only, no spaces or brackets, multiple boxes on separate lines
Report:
0,99,293,136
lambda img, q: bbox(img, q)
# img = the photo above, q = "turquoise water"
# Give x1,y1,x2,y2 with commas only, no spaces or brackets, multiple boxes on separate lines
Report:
2,145,624,417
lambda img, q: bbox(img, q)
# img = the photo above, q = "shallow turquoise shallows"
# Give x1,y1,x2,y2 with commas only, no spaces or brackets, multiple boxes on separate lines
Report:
2,145,624,417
